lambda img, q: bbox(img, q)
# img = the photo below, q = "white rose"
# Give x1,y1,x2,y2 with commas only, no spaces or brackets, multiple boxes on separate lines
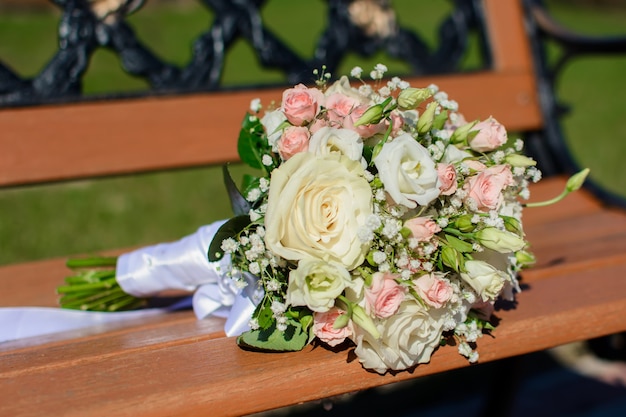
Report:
287,259,352,312
460,260,507,301
261,109,287,151
264,152,372,270
473,250,520,301
308,127,364,163
441,144,472,164
353,300,445,374
374,133,441,208
324,75,370,103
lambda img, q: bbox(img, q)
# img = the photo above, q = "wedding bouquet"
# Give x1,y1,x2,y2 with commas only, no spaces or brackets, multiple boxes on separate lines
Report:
57,64,588,374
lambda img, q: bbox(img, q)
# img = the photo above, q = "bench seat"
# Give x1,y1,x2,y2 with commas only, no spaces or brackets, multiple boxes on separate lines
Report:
2,175,625,417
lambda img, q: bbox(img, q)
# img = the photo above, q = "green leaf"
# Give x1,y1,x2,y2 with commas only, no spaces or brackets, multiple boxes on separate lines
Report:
256,301,274,330
362,145,374,166
223,165,251,217
238,115,269,170
445,234,474,253
237,319,309,352
207,215,251,262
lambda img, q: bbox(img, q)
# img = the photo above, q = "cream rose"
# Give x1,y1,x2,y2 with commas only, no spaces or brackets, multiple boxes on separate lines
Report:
374,133,441,208
469,116,507,152
287,258,352,312
353,300,446,374
325,75,368,103
460,260,507,301
264,152,372,270
473,249,520,301
308,126,363,163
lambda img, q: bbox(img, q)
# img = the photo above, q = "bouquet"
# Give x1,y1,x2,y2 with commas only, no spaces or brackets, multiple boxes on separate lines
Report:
57,64,588,374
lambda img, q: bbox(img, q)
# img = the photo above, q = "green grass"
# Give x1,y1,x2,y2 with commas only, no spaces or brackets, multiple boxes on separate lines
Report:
0,1,625,265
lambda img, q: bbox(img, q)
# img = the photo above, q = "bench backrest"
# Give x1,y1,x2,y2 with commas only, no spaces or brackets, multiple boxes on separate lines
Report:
0,0,542,188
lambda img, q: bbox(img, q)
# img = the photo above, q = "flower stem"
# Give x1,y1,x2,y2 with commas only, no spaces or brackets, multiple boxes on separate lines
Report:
58,256,146,312
66,256,118,269
57,276,118,294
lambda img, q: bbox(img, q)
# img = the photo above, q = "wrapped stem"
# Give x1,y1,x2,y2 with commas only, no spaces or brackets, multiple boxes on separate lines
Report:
58,256,146,312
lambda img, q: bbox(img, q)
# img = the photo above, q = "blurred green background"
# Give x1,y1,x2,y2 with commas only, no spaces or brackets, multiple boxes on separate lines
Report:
0,0,625,265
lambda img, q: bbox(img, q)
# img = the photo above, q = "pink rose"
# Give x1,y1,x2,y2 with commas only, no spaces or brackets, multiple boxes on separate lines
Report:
345,104,387,138
308,118,328,134
463,160,487,172
389,110,405,137
365,272,406,318
281,84,324,126
464,165,514,212
469,116,507,152
436,163,457,195
470,300,495,321
277,126,310,160
404,217,441,242
313,308,352,347
413,273,453,308
444,112,468,131
326,93,359,126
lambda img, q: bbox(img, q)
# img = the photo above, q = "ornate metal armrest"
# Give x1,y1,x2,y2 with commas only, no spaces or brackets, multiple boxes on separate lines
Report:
528,0,626,76
522,0,626,209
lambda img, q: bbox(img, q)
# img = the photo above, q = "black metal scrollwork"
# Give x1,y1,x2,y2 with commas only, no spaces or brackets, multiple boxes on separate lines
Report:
0,0,488,107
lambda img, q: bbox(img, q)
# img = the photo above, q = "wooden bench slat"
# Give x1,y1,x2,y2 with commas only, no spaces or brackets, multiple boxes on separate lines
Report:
1,176,624,308
525,209,626,268
2,260,625,417
0,71,541,187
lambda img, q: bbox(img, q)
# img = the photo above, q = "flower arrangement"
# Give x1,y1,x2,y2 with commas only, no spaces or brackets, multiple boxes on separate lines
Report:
206,63,584,374
56,64,588,374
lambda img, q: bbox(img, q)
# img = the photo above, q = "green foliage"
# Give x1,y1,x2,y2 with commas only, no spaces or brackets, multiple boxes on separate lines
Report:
222,165,251,216
237,114,272,171
207,215,251,262
237,306,312,352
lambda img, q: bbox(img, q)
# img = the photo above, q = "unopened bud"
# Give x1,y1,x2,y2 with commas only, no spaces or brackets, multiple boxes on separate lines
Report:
505,154,537,168
417,102,438,134
515,250,536,267
566,168,590,192
454,214,476,233
354,104,385,127
475,227,526,253
397,88,432,110
332,312,350,329
502,216,523,235
441,246,462,272
352,304,380,339
450,120,479,144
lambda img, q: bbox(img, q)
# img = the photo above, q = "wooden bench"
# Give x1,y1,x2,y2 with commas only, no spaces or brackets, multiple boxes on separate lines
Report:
1,1,626,416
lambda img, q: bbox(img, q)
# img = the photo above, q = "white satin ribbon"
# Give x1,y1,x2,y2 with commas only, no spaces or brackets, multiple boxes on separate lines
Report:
0,220,264,343
0,307,164,343
117,221,227,296
193,272,264,337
